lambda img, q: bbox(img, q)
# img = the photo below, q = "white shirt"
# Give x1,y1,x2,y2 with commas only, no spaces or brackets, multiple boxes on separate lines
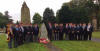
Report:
87,25,91,31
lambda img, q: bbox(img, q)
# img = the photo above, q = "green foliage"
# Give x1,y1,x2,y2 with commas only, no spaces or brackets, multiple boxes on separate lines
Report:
16,20,19,24
0,12,11,28
43,8,56,24
56,4,71,23
85,0,100,28
33,13,42,24
56,0,100,25
56,2,90,24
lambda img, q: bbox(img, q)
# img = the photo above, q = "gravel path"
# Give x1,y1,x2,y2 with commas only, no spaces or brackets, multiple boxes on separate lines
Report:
92,38,100,42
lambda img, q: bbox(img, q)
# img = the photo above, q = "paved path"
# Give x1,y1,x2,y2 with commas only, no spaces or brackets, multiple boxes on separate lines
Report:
44,43,62,51
92,38,100,42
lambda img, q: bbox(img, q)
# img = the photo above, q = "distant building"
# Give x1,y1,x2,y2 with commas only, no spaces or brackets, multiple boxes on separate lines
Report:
21,1,31,25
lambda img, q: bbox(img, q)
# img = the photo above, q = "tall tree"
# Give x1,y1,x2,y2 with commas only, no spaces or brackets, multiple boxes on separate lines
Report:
43,8,56,24
0,11,12,28
56,2,90,24
85,0,100,29
33,13,42,24
4,11,13,22
56,3,72,23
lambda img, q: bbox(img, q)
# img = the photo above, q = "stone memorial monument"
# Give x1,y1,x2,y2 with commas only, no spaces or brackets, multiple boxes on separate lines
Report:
40,23,48,39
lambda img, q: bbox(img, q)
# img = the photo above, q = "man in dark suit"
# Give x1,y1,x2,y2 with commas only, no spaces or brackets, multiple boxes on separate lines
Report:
69,23,72,40
64,23,70,40
25,25,31,43
82,23,87,40
74,24,78,40
12,24,19,48
29,24,34,42
19,23,24,44
23,26,27,42
47,22,53,41
79,23,83,40
75,24,80,40
33,24,39,42
87,23,93,40
53,23,59,40
59,23,64,40
17,24,23,45
71,24,76,40
69,23,76,40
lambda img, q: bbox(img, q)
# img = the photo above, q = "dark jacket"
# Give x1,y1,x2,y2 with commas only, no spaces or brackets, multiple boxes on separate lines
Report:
33,26,39,35
53,26,59,33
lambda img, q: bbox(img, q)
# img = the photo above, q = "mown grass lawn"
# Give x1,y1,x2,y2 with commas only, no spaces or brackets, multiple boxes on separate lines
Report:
92,32,100,38
52,32,100,51
0,34,48,51
52,41,100,51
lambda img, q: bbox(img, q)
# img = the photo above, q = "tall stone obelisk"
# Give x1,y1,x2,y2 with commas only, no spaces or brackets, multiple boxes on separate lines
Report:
21,1,31,24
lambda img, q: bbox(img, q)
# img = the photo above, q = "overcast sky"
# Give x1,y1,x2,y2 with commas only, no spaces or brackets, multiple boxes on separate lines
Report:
0,0,70,23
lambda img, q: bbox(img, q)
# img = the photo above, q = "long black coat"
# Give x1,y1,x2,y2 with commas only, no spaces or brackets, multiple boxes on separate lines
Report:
82,26,87,35
33,26,39,35
46,25,53,35
53,26,59,33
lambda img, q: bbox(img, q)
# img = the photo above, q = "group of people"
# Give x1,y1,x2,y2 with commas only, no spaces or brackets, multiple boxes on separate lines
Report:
6,23,39,48
6,22,93,49
52,23,93,41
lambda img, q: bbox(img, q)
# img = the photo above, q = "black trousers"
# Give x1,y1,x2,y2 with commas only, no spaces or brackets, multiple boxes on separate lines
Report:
76,32,81,40
87,31,92,40
30,33,34,42
54,32,59,40
65,32,69,40
23,32,26,42
69,32,75,40
83,32,88,40
33,35,38,42
48,32,52,41
59,32,64,40
18,33,23,45
78,33,82,40
74,32,78,40
69,32,71,40
79,32,83,40
8,38,13,48
14,37,18,48
25,34,31,43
